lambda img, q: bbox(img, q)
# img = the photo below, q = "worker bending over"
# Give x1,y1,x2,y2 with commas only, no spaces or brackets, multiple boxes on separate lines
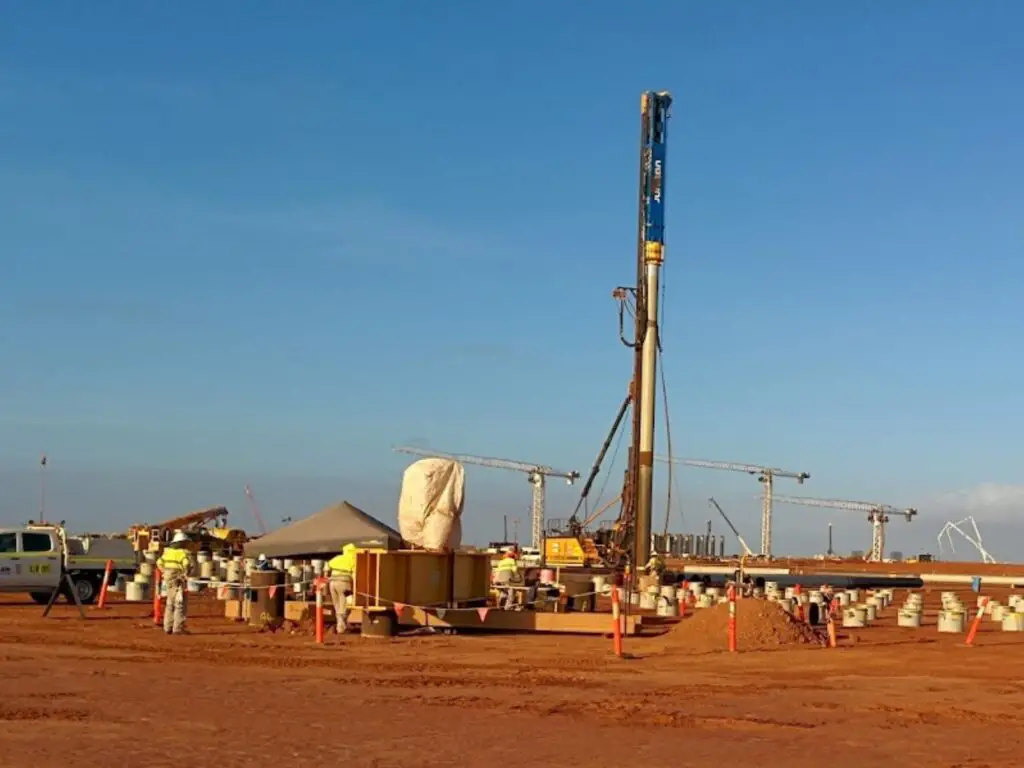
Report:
156,531,193,635
326,543,357,634
493,546,521,610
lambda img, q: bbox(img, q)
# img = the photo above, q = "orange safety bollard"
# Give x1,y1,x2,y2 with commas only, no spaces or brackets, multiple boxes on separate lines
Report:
152,568,163,625
96,559,114,609
314,577,326,645
680,580,689,618
794,584,804,622
966,597,989,647
611,586,623,657
727,584,737,652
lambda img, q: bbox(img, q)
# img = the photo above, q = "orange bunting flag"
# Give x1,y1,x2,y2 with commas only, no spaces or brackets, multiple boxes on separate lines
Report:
268,585,277,599
393,602,406,615
476,607,489,622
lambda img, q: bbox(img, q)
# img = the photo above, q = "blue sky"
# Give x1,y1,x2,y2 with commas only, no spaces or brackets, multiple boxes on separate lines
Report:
1,2,1022,558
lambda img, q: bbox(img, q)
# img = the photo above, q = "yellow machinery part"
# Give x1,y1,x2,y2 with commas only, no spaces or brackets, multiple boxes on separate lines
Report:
545,536,602,567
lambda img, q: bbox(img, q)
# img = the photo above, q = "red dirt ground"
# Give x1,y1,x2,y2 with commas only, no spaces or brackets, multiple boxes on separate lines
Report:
1,588,1022,768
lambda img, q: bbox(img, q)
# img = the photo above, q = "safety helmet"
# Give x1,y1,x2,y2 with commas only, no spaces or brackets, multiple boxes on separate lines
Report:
171,531,189,544
257,553,267,562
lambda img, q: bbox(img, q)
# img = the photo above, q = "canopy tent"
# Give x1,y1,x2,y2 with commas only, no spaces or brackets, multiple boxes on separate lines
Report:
243,500,403,559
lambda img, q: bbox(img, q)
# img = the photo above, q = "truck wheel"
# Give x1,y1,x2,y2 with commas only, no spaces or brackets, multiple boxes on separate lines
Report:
66,575,97,605
29,592,51,605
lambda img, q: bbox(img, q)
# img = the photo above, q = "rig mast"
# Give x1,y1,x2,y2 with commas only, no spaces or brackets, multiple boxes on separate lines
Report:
618,90,672,570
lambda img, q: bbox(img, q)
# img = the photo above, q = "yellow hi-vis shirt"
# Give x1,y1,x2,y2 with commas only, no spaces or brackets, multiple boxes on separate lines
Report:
157,546,192,574
327,544,357,576
496,556,518,575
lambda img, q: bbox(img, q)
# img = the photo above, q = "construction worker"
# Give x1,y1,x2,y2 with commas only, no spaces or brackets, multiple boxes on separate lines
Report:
255,553,275,571
326,543,357,634
156,531,193,635
493,546,521,610
644,552,665,579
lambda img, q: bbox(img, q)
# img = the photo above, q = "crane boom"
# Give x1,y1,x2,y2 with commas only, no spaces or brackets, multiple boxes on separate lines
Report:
772,495,913,515
772,494,918,563
663,457,809,481
708,497,754,558
243,485,268,535
393,445,579,551
656,455,810,558
394,446,577,479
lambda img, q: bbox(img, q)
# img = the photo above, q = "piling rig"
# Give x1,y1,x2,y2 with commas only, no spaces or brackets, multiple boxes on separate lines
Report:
549,90,673,571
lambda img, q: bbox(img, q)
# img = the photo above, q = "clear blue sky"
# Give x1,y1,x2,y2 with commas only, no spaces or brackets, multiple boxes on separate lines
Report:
1,1,1022,557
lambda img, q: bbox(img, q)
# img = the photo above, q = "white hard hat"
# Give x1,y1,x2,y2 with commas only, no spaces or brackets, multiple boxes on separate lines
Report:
257,553,267,562
171,531,189,544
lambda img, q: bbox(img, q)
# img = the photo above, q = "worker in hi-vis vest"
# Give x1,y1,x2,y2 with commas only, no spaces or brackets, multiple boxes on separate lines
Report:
156,531,194,635
644,552,665,579
493,546,521,610
326,543,357,634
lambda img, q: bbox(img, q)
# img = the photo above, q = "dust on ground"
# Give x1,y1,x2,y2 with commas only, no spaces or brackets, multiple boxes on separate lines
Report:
1,588,1022,768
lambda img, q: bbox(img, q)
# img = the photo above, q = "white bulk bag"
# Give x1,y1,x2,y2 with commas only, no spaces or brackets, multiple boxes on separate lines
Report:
397,458,465,551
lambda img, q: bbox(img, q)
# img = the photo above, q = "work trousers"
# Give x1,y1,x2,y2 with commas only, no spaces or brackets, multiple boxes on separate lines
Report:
329,574,353,632
163,574,188,634
494,572,519,610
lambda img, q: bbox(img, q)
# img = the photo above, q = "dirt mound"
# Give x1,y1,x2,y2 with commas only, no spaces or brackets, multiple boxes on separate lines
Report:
656,600,826,655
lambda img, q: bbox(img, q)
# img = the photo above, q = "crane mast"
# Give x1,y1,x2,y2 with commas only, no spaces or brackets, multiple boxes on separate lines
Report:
656,456,810,558
620,90,672,571
393,445,579,551
772,494,918,563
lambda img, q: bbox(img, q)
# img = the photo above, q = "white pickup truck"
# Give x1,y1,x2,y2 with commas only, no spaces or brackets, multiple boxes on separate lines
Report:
0,525,137,605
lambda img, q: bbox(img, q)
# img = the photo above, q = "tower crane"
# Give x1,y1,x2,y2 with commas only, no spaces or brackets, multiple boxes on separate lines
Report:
655,456,810,558
393,446,579,551
772,494,918,563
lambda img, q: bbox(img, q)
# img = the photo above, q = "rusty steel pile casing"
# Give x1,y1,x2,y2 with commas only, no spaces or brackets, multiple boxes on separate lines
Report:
248,569,286,626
